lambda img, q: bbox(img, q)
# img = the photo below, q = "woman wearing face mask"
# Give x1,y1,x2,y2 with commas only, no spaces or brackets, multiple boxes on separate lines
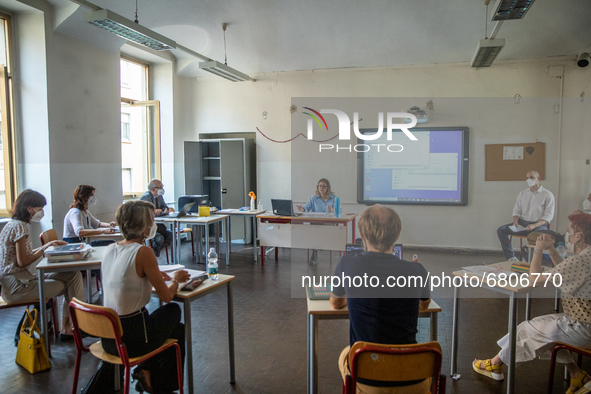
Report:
296,178,337,264
0,189,84,338
474,212,591,394
63,185,116,246
100,200,190,393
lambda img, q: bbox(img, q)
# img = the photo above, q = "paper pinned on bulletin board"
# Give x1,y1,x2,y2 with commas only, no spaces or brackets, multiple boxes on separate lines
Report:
503,146,524,160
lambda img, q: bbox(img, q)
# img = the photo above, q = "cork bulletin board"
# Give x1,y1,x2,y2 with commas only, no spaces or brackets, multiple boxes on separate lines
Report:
485,142,545,181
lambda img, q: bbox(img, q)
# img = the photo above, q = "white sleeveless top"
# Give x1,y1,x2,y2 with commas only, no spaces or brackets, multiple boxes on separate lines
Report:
102,242,152,315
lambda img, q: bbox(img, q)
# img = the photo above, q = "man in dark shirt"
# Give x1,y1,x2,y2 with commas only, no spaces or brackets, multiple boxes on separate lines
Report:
139,179,174,257
330,204,431,392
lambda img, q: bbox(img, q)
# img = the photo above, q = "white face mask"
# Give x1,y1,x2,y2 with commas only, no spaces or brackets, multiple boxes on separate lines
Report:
157,188,165,196
30,209,44,222
526,178,536,188
565,230,581,253
88,196,97,206
145,223,158,240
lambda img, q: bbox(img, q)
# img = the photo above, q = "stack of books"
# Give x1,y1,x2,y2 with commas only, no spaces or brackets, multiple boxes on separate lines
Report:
510,262,531,273
45,243,93,262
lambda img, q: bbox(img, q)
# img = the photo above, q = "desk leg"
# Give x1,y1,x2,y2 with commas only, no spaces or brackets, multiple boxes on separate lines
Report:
507,293,517,394
205,221,210,257
352,217,356,242
176,221,181,264
38,271,50,357
169,222,176,264
227,283,235,383
525,293,532,321
451,286,460,379
86,269,92,302
528,247,533,263
261,246,265,266
226,217,230,266
184,298,193,394
307,313,318,394
228,217,232,257
555,288,560,313
253,216,257,263
430,312,438,342
215,221,220,255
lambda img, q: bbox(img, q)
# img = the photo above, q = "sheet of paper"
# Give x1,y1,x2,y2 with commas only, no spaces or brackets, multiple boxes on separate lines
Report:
509,225,527,232
503,146,524,160
158,264,185,272
461,265,515,277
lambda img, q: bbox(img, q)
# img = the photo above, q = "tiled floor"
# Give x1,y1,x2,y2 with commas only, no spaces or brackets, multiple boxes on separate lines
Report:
0,241,586,393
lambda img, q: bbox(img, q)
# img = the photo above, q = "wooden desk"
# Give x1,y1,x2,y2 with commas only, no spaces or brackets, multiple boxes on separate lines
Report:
450,261,553,394
155,275,235,394
156,214,229,266
85,232,123,243
257,213,357,265
36,246,108,356
218,209,266,263
306,297,441,394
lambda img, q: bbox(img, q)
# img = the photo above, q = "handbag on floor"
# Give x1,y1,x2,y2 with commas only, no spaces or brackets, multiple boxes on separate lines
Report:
15,307,51,374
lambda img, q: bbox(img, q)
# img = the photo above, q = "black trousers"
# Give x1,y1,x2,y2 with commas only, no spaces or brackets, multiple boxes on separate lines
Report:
102,303,185,392
152,224,173,252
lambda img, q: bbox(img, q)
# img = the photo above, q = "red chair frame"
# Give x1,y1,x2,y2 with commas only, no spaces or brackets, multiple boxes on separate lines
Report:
69,298,184,394
547,342,591,394
345,342,446,394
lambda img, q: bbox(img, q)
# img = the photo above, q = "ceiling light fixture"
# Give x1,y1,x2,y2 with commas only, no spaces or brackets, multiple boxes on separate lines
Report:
471,38,505,68
491,0,536,21
471,0,505,68
84,9,176,51
199,23,251,82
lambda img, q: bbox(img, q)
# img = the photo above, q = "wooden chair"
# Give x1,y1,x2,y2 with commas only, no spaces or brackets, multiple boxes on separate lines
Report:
69,297,183,394
547,342,591,394
344,341,446,394
39,229,58,245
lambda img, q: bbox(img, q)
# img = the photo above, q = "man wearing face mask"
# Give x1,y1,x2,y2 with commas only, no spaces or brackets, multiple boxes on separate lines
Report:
140,179,174,257
496,170,555,261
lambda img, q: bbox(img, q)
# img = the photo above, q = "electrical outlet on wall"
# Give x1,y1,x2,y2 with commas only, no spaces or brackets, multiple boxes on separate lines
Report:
586,159,590,165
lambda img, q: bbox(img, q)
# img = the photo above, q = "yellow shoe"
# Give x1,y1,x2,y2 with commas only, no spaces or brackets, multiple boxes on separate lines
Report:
570,371,589,394
472,359,504,381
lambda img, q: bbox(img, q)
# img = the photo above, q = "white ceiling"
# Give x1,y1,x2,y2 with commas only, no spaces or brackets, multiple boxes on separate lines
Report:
31,0,591,77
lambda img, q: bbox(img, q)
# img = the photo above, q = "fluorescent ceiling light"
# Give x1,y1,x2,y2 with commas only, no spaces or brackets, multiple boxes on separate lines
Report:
199,61,251,82
471,39,505,68
84,9,176,51
491,0,536,21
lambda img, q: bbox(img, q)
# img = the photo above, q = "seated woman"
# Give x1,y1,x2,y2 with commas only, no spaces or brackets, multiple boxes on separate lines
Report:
63,185,116,246
101,200,190,393
296,178,337,264
0,189,84,340
473,212,591,394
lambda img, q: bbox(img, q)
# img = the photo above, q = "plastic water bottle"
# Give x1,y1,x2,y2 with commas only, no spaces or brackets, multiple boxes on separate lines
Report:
207,248,218,280
412,254,419,263
556,242,567,259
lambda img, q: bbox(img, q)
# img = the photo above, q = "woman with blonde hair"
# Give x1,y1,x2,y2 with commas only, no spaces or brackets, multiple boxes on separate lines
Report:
101,200,190,393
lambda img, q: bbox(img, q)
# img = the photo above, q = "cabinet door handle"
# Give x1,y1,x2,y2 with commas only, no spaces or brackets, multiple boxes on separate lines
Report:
221,188,227,194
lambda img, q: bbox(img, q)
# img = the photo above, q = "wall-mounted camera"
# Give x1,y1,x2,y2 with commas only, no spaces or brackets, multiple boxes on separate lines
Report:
577,52,590,68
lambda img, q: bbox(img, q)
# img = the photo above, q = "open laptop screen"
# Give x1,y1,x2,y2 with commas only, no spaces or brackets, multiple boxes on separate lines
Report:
345,243,403,260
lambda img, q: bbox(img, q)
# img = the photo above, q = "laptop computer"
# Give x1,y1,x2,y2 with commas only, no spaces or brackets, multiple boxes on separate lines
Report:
159,202,195,218
345,243,403,260
271,199,302,216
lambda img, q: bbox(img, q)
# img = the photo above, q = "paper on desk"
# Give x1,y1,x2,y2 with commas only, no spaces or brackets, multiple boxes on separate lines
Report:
302,212,330,217
217,209,236,213
165,268,207,287
509,225,527,232
158,264,185,272
462,265,515,277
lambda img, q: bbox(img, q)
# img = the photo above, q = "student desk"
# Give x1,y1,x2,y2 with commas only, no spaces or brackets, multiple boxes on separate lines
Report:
155,214,228,266
450,261,553,394
257,213,357,265
155,274,235,394
85,233,123,243
218,209,266,263
306,297,441,394
36,246,108,356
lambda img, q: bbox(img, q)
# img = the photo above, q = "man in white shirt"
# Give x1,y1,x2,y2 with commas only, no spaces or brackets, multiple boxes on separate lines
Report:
497,171,555,260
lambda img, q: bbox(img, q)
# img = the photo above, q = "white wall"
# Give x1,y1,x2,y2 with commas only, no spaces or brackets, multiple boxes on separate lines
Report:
191,59,591,250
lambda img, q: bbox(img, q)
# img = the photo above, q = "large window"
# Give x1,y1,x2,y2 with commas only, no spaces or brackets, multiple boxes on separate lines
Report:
0,12,16,216
120,57,160,197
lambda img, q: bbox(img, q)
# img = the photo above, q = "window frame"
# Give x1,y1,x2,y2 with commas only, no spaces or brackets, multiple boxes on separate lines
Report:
0,11,17,217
